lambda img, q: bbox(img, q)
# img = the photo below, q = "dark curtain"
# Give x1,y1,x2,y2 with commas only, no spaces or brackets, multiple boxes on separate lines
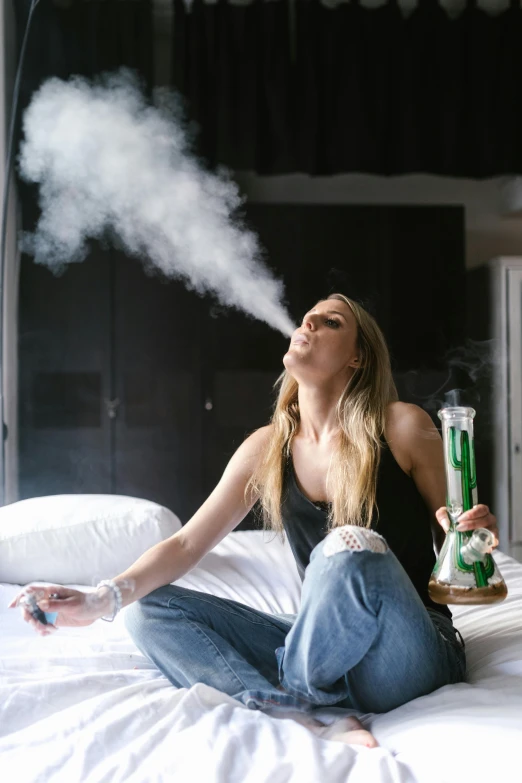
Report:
14,0,153,159
16,0,154,103
13,0,154,227
171,0,522,177
172,0,294,172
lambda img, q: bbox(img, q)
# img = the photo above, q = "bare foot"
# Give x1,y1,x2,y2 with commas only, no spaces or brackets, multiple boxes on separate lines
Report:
308,716,379,749
268,710,378,749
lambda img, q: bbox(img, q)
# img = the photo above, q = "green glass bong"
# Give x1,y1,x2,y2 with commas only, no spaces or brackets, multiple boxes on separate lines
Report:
428,406,508,605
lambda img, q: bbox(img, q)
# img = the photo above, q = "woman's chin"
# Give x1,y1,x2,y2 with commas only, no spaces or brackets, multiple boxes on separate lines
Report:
283,352,297,370
283,352,306,378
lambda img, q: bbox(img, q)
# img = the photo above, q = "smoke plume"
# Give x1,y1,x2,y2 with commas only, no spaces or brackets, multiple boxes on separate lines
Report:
398,338,499,418
18,70,295,337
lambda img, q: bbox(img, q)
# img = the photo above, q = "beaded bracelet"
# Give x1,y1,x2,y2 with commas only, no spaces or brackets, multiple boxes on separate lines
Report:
96,579,123,622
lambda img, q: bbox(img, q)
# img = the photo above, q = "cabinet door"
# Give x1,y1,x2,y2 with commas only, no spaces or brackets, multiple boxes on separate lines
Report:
112,253,204,522
18,252,113,498
198,207,302,528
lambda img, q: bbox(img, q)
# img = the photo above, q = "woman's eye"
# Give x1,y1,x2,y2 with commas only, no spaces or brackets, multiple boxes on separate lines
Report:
325,318,340,328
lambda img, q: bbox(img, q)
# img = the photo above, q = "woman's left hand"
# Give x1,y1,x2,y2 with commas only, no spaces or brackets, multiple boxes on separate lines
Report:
435,504,500,549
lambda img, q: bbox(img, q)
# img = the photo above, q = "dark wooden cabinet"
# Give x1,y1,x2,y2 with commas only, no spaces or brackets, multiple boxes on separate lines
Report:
19,205,465,525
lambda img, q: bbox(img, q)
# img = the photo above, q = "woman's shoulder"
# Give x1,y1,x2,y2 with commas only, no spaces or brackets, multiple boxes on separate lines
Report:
384,402,438,474
241,425,274,460
244,424,274,444
385,401,434,430
222,425,274,484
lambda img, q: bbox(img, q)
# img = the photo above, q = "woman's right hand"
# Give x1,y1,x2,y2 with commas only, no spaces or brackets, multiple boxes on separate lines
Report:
8,583,113,636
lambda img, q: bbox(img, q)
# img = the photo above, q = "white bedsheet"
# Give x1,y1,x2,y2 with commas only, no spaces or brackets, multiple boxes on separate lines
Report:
1,530,521,783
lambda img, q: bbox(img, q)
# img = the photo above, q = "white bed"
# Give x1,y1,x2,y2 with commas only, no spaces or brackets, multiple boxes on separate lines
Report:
1,529,522,783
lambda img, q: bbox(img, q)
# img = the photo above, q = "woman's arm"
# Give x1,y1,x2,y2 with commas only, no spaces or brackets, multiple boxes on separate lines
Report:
107,425,272,611
387,403,447,554
10,426,273,631
386,403,499,557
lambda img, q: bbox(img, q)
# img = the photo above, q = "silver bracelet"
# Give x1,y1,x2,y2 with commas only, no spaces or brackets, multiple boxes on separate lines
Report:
96,580,122,622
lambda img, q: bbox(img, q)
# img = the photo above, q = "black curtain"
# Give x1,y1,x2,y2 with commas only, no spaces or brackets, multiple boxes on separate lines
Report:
172,0,294,172
14,0,154,160
16,0,154,101
172,0,522,177
13,0,154,228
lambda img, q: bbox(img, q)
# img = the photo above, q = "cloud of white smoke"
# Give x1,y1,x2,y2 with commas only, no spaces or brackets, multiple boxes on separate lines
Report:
18,69,295,336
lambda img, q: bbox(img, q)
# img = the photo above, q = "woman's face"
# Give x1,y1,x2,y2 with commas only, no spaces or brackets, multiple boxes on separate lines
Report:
283,299,360,383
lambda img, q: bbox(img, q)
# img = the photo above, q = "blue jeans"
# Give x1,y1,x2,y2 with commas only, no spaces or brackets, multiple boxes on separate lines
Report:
124,534,466,715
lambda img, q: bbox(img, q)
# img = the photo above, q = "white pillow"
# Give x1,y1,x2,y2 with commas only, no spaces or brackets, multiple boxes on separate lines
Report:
0,494,182,585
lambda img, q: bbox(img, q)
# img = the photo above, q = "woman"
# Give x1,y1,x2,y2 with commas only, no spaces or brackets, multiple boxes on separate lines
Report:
10,294,499,749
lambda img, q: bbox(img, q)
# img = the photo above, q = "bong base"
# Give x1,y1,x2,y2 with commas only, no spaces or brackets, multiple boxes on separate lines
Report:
428,578,508,605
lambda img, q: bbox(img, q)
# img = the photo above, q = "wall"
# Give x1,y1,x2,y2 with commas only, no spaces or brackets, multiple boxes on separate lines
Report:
234,172,522,270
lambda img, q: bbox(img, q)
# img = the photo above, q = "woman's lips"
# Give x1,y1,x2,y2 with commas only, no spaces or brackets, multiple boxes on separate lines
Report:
292,336,309,346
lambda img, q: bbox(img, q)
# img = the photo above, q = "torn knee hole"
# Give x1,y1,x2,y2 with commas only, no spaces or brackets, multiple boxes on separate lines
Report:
323,525,388,557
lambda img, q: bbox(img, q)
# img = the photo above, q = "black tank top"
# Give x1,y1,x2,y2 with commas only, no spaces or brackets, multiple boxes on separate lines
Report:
280,441,452,621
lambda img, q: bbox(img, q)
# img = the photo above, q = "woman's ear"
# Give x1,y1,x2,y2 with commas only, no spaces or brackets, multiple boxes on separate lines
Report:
348,356,364,371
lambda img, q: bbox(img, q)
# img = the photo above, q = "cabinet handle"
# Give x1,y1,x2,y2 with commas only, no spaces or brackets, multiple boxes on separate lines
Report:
105,398,121,419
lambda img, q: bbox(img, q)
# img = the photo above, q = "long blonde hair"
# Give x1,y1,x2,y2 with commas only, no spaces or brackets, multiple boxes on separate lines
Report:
246,294,398,539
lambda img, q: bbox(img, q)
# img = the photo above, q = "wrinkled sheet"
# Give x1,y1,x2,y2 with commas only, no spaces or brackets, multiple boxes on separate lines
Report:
1,531,521,783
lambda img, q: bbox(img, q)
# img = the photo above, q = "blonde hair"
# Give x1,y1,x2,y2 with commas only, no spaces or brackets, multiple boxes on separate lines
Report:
245,294,398,539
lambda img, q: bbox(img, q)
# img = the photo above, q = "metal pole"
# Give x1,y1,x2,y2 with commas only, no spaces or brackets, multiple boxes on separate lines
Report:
0,0,40,505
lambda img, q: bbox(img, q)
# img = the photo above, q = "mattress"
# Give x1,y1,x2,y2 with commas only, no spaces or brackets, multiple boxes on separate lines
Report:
1,530,521,783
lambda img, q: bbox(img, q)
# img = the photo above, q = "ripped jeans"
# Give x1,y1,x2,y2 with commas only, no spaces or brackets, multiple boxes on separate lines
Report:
124,526,467,715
